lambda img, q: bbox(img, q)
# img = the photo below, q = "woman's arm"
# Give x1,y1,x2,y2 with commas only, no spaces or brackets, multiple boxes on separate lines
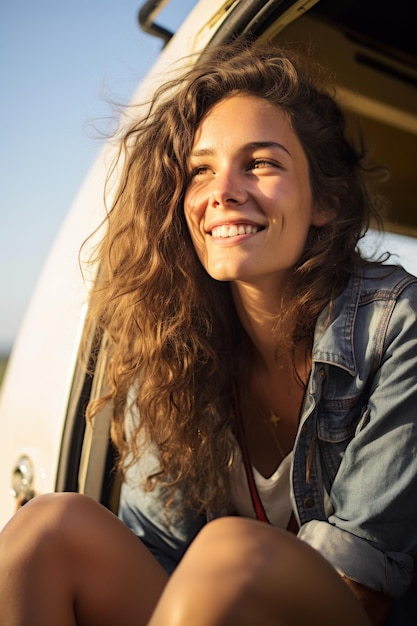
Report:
300,278,417,606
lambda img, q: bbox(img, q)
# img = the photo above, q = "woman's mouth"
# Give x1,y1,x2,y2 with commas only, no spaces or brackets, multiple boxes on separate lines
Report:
211,224,263,238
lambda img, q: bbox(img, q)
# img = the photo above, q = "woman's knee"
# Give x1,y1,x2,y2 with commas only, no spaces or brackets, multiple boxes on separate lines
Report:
2,492,96,537
0,493,110,568
0,494,168,626
178,516,343,602
149,518,297,626
187,516,296,573
0,493,127,563
156,518,370,626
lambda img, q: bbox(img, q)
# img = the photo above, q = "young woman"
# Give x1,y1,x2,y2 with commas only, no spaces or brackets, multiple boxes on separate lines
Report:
1,41,416,626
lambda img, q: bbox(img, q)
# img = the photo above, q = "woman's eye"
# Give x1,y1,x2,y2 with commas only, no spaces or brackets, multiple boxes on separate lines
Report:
251,159,276,169
190,165,211,177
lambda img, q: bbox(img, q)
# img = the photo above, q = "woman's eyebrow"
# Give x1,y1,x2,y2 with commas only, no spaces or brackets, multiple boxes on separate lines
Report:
189,147,215,158
244,141,291,156
190,141,291,158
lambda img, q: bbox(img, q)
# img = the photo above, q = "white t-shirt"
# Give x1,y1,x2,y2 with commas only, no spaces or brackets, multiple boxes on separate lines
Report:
229,447,293,528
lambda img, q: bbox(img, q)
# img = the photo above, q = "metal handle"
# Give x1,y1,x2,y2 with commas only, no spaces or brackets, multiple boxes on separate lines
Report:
12,455,35,504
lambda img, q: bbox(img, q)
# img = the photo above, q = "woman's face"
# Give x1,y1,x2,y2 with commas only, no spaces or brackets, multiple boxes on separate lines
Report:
183,94,331,290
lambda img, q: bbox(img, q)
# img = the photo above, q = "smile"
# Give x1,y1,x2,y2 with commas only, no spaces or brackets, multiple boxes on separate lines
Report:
211,224,262,238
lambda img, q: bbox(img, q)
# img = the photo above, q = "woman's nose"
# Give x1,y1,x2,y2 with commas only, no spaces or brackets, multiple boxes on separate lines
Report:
209,171,248,208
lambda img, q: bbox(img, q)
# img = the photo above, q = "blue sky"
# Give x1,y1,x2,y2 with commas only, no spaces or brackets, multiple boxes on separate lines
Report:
0,0,197,354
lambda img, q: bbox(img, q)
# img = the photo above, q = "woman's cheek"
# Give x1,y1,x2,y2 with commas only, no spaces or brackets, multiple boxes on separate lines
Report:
184,193,205,239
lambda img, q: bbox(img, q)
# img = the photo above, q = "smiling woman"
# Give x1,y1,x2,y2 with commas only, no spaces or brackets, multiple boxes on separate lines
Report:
0,39,416,626
184,94,331,287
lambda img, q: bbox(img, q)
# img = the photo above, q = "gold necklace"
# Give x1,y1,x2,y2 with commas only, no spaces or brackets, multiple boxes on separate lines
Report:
253,345,311,430
269,410,281,427
258,404,286,461
247,381,286,458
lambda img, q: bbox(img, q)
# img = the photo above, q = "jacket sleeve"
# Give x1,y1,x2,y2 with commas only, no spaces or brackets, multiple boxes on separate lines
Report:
118,455,206,574
118,400,206,574
299,281,417,599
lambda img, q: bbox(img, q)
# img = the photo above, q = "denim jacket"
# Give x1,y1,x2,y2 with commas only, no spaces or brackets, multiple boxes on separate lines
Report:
119,264,417,606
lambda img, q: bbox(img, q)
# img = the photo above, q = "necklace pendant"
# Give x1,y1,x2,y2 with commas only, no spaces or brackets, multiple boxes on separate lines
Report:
270,411,281,427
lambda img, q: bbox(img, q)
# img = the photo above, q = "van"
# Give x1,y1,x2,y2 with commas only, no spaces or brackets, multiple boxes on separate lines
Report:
1,0,416,530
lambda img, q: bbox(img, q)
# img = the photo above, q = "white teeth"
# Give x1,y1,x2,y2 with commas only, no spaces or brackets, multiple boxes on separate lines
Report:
211,224,259,238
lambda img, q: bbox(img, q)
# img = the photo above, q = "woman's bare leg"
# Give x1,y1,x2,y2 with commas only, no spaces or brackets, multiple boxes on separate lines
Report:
149,517,372,626
0,493,168,626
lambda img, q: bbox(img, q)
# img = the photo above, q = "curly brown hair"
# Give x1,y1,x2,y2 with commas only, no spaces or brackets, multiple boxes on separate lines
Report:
84,39,385,515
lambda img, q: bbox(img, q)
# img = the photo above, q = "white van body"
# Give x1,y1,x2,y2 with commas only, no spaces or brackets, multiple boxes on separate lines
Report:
1,0,416,529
